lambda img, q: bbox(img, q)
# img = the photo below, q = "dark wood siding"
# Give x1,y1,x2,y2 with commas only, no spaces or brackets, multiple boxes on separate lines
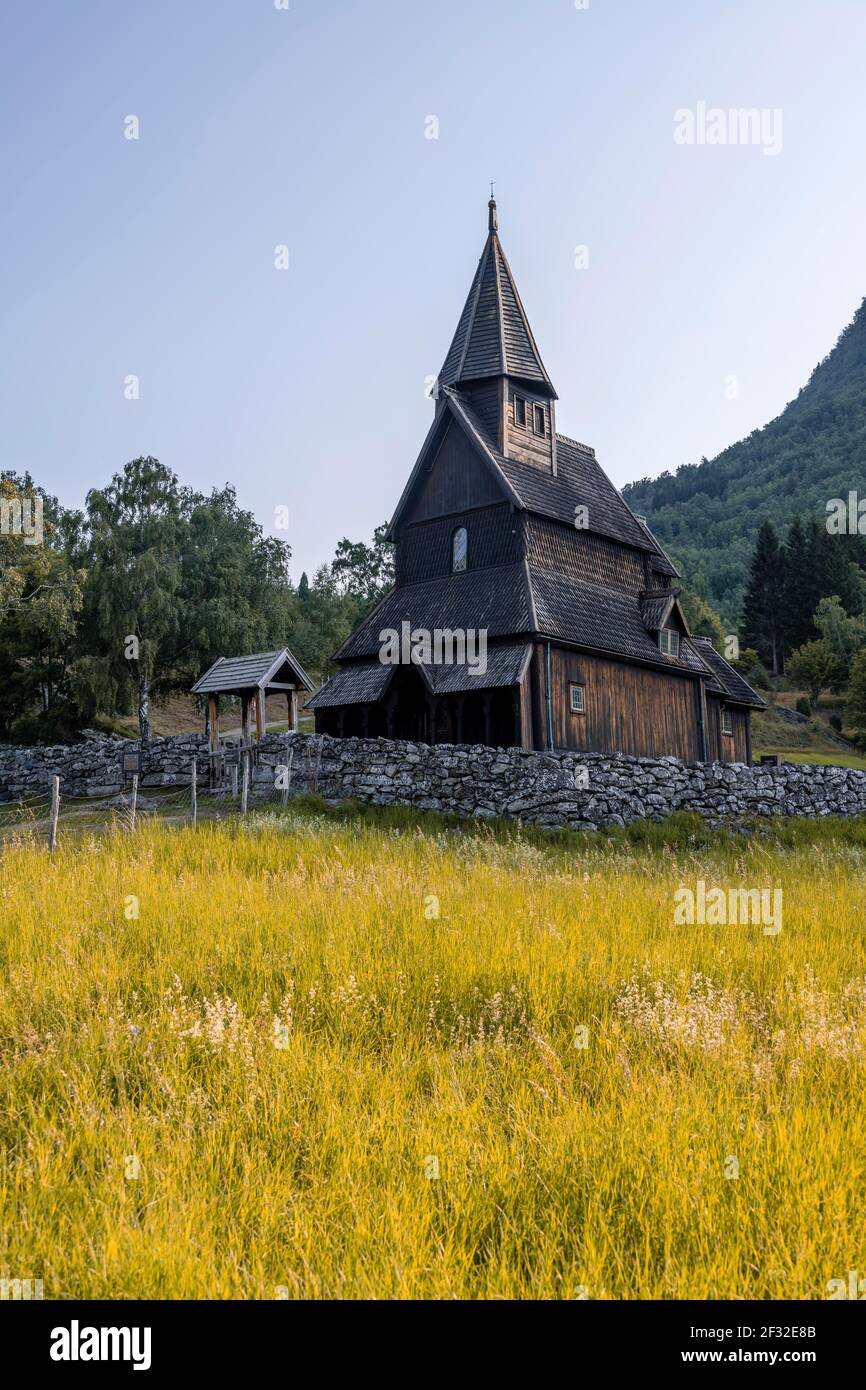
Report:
549,647,702,762
505,383,554,471
405,418,503,524
461,380,503,449
397,502,520,584
706,697,750,763
706,696,723,762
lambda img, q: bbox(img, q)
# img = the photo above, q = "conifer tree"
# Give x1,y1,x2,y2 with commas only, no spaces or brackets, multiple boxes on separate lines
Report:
742,521,785,675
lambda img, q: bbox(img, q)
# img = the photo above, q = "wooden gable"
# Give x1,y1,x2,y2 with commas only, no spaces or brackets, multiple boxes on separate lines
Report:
400,415,507,526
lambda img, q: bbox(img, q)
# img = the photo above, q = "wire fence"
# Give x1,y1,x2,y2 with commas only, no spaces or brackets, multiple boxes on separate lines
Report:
0,737,328,850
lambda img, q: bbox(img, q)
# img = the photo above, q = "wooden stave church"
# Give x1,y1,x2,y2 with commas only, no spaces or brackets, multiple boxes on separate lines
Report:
308,198,763,762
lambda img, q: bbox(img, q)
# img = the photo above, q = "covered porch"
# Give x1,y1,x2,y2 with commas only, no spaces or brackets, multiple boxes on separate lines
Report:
308,641,533,749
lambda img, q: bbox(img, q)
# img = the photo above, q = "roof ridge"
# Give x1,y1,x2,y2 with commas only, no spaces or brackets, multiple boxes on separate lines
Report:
555,432,595,457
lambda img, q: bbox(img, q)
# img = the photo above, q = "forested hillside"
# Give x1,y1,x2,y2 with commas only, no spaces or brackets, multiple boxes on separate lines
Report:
623,298,866,623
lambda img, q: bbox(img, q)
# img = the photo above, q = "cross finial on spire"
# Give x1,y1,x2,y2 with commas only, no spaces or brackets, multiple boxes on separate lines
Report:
488,184,498,234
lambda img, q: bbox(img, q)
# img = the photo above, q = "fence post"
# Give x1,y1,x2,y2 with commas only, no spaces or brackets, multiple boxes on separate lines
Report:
130,773,138,831
48,775,60,852
241,751,249,816
231,763,238,802
191,758,197,830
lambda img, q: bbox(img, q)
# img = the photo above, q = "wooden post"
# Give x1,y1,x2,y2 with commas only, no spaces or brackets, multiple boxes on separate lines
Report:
130,773,138,831
289,690,299,732
48,775,60,852
191,759,197,829
208,694,219,788
231,763,238,801
240,694,250,748
241,752,249,816
255,688,264,742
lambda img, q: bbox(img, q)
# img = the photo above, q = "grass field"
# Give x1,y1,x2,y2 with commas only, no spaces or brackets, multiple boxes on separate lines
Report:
755,748,866,770
2,805,865,1300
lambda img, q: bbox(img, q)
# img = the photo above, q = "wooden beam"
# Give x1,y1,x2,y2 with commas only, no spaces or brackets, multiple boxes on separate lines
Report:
254,688,264,741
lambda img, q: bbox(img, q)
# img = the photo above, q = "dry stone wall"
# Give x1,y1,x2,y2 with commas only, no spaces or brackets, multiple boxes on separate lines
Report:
2,731,866,828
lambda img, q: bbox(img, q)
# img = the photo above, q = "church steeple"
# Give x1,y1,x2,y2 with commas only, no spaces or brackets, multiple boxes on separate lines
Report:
437,197,556,399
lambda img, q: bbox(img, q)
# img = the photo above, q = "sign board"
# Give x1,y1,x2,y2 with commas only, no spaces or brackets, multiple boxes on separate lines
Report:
122,750,142,781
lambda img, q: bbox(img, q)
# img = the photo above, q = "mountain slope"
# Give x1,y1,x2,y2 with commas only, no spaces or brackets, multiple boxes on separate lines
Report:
623,298,866,623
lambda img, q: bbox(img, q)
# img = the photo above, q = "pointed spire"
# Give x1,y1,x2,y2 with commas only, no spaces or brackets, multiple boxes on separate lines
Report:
437,197,556,398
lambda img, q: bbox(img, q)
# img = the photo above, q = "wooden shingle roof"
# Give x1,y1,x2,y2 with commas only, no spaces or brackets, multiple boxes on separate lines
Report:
690,637,765,708
306,662,395,709
191,648,314,695
438,200,556,396
446,390,678,575
308,642,533,709
335,563,535,662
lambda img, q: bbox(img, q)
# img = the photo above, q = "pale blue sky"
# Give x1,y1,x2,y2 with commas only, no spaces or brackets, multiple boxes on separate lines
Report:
2,0,865,578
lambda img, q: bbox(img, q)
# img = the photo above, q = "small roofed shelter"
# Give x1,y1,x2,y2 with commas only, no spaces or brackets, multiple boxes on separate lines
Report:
191,648,315,757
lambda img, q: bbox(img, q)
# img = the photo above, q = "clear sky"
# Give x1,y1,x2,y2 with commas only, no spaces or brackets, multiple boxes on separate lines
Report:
2,0,865,579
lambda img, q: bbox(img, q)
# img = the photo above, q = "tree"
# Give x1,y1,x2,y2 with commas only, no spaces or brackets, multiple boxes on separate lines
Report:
742,521,785,675
678,586,727,648
289,564,356,678
178,485,297,688
813,595,866,690
331,522,394,614
78,457,184,741
787,640,834,710
780,515,816,654
845,649,866,741
0,473,84,738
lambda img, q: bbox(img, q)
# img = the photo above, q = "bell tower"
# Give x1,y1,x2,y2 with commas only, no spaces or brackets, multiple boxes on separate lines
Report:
436,196,558,473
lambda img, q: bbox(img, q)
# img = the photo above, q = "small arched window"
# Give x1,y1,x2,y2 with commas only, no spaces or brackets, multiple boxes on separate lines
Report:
452,526,468,573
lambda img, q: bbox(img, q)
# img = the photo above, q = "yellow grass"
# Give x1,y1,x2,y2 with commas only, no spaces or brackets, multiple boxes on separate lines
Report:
1,808,864,1300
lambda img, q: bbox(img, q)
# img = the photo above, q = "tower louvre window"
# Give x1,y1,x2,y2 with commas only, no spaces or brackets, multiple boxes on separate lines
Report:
514,396,527,428
533,404,545,435
452,526,467,573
